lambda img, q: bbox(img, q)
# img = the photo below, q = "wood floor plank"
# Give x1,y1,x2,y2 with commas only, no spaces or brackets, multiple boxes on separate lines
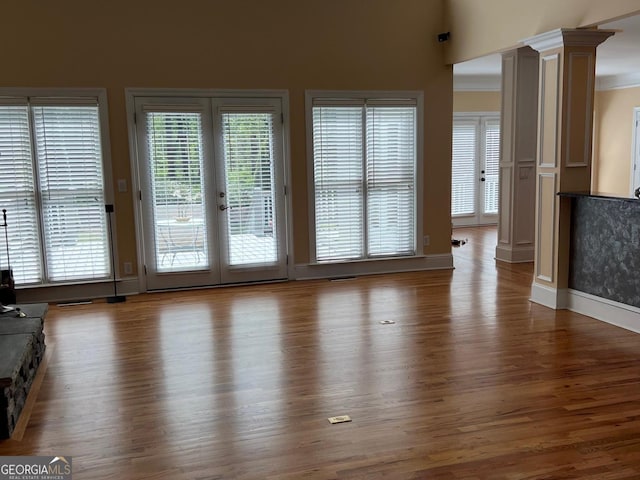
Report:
1,226,639,478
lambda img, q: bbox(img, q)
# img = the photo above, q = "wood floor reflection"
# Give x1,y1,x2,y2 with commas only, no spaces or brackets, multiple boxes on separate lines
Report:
2,226,640,479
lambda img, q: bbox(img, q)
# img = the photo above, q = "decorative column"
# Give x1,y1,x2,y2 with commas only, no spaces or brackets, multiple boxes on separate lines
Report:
524,29,614,309
496,46,539,263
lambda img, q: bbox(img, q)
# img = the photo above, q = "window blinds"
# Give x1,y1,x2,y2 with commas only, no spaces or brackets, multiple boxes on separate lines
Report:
483,118,500,215
366,105,415,256
451,120,477,216
34,104,110,282
0,100,110,284
312,99,416,262
145,111,207,272
313,105,364,261
0,105,42,283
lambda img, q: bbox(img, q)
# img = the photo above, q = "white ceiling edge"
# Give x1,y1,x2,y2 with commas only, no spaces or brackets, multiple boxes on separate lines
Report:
596,72,640,90
454,73,640,92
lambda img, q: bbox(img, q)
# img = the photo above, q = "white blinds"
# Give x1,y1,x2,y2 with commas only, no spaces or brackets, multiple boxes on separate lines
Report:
34,105,110,281
0,101,110,284
313,106,364,261
0,105,42,283
221,112,278,265
452,121,477,216
312,100,416,262
483,119,500,214
366,106,415,256
145,111,207,272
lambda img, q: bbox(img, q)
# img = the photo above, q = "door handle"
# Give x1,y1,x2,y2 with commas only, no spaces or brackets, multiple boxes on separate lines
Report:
219,204,231,211
480,178,486,182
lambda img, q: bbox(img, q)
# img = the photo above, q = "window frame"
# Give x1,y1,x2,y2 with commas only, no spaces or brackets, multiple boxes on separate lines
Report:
0,88,115,287
305,90,424,264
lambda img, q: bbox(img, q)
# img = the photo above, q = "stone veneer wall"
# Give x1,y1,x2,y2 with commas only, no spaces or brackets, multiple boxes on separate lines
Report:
569,195,640,308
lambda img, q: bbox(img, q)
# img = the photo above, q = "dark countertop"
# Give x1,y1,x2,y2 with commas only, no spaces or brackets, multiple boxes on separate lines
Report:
558,191,640,203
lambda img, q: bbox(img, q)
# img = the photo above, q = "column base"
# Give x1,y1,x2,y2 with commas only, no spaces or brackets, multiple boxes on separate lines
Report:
530,282,568,309
495,245,534,263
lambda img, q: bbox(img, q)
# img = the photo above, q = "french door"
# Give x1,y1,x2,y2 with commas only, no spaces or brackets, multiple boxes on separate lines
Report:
451,114,500,226
134,96,287,290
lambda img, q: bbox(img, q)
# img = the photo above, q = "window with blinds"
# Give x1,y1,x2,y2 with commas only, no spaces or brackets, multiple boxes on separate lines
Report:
452,120,477,216
451,114,500,220
311,97,417,262
0,97,110,285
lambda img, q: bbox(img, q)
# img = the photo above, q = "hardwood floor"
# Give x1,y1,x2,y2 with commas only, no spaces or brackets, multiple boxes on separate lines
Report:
2,226,640,479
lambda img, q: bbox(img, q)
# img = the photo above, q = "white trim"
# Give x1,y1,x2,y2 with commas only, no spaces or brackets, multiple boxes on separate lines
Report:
453,111,501,118
538,53,560,169
495,245,534,263
568,289,640,334
0,87,110,99
282,94,295,281
304,91,318,262
124,90,147,293
535,172,556,282
530,282,568,309
126,87,289,99
523,28,615,53
295,254,453,281
17,277,140,304
596,72,640,91
305,90,424,101
631,107,640,197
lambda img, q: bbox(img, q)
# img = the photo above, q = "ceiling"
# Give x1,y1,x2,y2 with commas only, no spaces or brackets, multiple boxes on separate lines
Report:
453,15,640,91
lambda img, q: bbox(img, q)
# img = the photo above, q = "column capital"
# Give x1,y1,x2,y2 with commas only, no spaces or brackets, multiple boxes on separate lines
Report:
522,28,615,53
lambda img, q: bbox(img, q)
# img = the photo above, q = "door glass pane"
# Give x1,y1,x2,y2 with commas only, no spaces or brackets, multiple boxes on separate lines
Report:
483,119,500,215
221,112,277,266
146,111,208,272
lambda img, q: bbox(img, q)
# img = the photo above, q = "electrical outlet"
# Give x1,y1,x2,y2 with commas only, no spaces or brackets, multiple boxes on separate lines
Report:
423,235,430,246
123,262,133,275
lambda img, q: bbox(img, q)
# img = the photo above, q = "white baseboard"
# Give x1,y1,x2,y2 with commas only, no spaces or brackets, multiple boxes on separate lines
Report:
530,283,568,309
17,277,140,304
530,284,640,335
295,254,453,280
495,245,534,263
567,289,640,334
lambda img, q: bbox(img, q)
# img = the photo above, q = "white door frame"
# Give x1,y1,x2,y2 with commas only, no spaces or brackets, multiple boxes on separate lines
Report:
125,89,293,293
212,98,288,285
631,107,640,197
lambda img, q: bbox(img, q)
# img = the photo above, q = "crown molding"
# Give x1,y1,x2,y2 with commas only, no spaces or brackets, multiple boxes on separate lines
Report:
596,72,640,91
523,28,616,52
